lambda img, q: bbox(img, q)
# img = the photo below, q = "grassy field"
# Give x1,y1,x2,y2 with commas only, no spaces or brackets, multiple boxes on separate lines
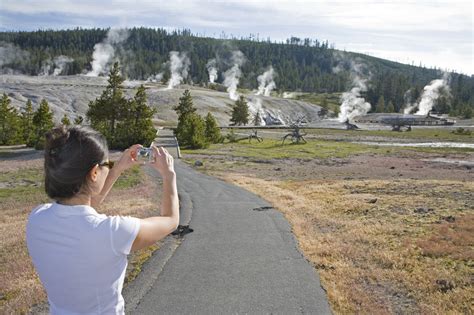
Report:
181,137,474,161
0,152,163,314
180,131,473,314
303,127,474,143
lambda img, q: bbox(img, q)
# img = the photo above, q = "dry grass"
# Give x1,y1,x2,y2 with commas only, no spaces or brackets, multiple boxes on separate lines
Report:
210,172,473,314
0,160,164,314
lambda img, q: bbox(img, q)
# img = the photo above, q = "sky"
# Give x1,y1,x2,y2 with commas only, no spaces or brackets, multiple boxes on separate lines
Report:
0,0,473,75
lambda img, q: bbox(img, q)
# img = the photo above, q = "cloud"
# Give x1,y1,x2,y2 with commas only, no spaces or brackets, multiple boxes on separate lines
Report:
1,0,472,74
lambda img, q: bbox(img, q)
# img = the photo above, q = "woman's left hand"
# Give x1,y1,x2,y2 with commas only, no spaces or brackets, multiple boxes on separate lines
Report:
115,144,143,173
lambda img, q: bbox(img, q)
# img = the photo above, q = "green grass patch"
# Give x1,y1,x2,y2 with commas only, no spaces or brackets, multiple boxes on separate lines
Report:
306,127,474,142
181,138,474,161
114,165,144,189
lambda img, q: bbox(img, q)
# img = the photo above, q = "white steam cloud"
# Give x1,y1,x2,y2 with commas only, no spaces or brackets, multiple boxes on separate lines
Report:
282,92,296,99
247,97,267,126
223,51,246,101
206,58,218,84
335,60,372,122
0,42,30,73
256,66,276,96
166,51,190,89
147,72,164,83
53,55,74,76
86,28,129,77
403,73,450,115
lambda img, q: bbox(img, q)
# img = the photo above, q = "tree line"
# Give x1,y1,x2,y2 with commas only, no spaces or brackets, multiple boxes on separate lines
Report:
0,27,472,116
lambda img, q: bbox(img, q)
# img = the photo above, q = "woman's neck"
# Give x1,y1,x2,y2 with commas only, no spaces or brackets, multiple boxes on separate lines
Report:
57,194,91,206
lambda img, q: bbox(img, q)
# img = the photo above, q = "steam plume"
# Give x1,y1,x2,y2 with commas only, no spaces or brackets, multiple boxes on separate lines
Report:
247,97,266,126
282,92,295,99
335,60,372,122
256,66,276,96
0,42,30,73
415,74,450,115
166,51,190,89
223,51,246,100
53,55,74,76
86,28,129,76
206,59,218,84
147,73,164,83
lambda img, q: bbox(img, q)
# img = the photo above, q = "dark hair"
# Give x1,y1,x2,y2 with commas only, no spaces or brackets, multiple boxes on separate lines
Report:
44,125,109,199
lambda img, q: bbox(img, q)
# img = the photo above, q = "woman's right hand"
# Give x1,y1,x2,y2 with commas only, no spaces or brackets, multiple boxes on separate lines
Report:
151,146,175,178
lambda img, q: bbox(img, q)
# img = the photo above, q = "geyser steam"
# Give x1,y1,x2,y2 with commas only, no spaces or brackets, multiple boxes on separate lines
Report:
256,66,276,96
223,51,245,101
166,51,190,89
86,28,129,76
336,61,372,122
404,73,450,115
206,59,218,84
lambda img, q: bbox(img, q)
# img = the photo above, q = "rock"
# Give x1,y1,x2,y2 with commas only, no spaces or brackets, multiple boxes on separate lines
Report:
441,215,455,223
435,279,455,293
414,207,434,214
194,160,203,167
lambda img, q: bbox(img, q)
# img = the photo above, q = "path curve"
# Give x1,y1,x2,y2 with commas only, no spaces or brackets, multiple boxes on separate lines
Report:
124,159,332,314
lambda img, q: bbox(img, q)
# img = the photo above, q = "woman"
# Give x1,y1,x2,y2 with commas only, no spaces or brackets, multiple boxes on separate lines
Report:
26,125,179,314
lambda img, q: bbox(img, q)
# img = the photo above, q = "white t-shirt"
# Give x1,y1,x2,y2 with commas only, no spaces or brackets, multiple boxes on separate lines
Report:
26,202,141,315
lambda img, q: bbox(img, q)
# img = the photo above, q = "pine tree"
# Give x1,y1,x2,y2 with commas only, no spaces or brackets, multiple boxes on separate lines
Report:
230,96,249,126
61,114,71,126
173,89,196,119
32,99,54,149
375,96,385,113
115,85,157,149
173,90,208,148
87,62,127,148
386,101,395,113
0,93,23,145
22,99,36,146
204,112,222,143
253,112,262,126
74,116,84,125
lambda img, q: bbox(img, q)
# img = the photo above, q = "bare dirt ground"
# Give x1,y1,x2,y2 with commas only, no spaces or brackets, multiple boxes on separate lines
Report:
183,151,473,182
181,147,473,314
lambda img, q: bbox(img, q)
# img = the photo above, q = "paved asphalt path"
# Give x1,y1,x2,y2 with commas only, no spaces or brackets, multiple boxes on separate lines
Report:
123,139,332,314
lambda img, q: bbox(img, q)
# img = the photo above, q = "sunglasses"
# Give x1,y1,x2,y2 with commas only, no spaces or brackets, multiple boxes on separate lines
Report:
97,160,115,169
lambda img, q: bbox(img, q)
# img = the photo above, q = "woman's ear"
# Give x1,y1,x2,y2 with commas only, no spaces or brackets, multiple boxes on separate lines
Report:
88,164,99,183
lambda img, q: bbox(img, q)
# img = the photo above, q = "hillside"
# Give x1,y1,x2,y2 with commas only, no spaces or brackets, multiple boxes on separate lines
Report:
0,28,472,116
0,74,325,126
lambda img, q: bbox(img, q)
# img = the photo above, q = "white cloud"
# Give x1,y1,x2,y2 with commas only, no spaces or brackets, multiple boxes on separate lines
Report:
1,0,472,74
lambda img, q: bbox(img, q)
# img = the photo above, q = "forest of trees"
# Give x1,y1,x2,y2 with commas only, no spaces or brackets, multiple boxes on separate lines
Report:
0,27,473,116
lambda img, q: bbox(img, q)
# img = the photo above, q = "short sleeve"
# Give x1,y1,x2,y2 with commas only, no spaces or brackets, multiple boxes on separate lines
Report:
109,216,141,256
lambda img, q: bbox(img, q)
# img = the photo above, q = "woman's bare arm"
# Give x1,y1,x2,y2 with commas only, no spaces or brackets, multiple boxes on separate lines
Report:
131,147,179,252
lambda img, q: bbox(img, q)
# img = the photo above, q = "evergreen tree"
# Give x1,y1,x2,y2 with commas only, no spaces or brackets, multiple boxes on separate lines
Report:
0,93,23,145
74,116,84,125
179,113,209,149
173,90,208,148
87,62,127,148
115,85,157,149
173,89,196,119
375,95,385,113
386,101,395,113
230,96,249,126
253,112,262,126
204,112,222,143
61,114,71,126
32,99,54,150
22,99,35,147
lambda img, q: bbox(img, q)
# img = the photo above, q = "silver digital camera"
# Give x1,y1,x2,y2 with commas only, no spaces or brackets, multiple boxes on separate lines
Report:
137,146,154,161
